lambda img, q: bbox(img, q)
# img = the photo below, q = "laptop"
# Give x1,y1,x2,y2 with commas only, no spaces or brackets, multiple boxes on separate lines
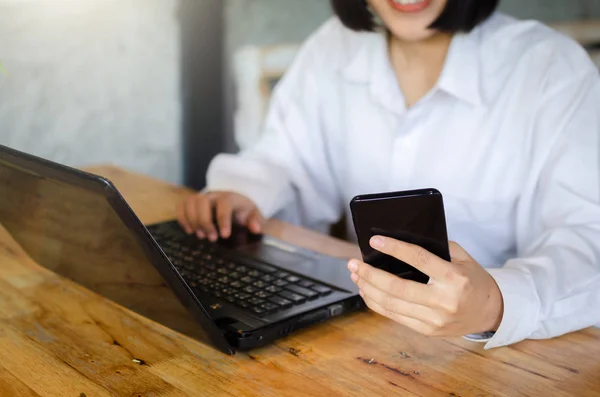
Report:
0,144,362,355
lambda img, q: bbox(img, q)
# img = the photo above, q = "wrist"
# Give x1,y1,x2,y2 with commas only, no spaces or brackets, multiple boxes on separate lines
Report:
483,280,504,332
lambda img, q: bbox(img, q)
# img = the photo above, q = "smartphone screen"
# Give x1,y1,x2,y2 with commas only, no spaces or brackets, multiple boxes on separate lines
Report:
350,189,450,284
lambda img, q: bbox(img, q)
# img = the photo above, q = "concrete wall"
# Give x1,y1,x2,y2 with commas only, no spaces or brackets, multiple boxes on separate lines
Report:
0,0,182,183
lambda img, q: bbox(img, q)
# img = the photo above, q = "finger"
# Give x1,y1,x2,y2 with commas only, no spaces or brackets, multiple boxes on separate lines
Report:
246,209,264,234
236,207,263,234
370,236,450,280
354,275,437,322
215,198,233,239
360,293,437,336
184,197,200,231
349,260,435,306
195,196,218,241
177,201,193,234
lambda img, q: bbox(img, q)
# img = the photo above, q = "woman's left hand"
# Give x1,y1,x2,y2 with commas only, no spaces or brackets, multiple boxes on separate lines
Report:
348,236,504,337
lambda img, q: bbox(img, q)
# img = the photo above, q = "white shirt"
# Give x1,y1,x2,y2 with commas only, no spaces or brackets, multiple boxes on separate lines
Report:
206,13,600,348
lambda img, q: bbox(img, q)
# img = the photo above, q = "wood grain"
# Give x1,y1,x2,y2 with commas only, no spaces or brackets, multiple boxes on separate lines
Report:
0,165,598,397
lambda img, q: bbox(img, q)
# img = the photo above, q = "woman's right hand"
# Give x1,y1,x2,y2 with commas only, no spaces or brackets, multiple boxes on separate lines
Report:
177,191,264,242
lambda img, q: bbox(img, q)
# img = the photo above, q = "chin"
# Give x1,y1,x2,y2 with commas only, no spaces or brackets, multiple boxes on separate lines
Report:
387,26,438,42
368,0,446,42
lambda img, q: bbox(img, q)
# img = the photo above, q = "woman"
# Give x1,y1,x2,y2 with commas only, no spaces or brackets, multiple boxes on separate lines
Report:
178,0,600,348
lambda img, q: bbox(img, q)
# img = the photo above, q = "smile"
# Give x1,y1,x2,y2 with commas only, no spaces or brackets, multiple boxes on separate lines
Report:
388,0,432,13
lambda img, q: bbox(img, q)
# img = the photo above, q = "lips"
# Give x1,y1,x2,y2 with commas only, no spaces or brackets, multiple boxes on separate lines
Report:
388,0,432,13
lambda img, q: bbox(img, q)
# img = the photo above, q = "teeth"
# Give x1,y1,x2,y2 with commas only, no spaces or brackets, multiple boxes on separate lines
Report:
393,0,424,5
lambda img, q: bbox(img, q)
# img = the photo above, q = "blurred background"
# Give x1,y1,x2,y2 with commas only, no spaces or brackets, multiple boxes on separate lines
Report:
1,0,599,189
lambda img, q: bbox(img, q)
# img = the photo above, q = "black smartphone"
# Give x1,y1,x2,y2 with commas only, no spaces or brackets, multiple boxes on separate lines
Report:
350,188,450,284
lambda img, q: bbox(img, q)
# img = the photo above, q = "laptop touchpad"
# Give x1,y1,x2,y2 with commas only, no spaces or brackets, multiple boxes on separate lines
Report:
234,238,355,292
235,239,312,268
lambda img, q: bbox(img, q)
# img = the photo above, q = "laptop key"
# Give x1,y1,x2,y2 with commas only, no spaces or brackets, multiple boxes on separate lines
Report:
278,291,306,304
248,297,265,305
248,270,261,278
311,285,332,295
265,285,282,294
285,284,318,299
269,296,293,307
229,272,242,279
286,275,301,283
250,306,265,315
256,291,271,299
261,274,276,282
192,274,205,282
249,262,277,274
252,280,267,289
240,276,254,284
243,286,258,294
221,288,235,296
260,302,279,312
298,280,314,288
236,266,248,273
235,292,251,300
230,281,244,289
273,271,290,279
238,301,250,308
273,279,289,287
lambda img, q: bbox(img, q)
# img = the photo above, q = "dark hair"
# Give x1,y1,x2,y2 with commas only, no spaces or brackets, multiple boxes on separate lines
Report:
330,0,499,33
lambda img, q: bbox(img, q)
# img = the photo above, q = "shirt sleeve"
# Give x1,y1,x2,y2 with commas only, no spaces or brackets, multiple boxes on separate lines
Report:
485,65,600,349
205,23,343,231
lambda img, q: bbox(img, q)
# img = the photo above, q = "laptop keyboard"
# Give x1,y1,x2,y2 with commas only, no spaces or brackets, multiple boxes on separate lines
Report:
148,223,333,317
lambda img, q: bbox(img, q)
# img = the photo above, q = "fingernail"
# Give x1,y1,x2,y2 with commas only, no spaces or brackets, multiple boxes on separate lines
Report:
348,260,358,272
359,290,364,297
351,273,359,282
208,232,218,242
196,230,205,239
370,236,385,248
221,228,230,238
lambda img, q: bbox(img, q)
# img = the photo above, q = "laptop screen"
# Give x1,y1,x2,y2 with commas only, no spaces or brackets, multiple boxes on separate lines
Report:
0,151,208,342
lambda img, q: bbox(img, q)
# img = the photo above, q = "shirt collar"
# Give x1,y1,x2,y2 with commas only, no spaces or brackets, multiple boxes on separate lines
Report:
341,32,407,115
340,29,483,110
437,31,483,106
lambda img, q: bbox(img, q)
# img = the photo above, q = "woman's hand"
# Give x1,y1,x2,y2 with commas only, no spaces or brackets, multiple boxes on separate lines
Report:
177,191,264,242
348,236,504,337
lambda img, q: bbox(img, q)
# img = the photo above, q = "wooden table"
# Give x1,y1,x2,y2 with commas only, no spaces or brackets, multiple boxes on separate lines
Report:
1,166,599,397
